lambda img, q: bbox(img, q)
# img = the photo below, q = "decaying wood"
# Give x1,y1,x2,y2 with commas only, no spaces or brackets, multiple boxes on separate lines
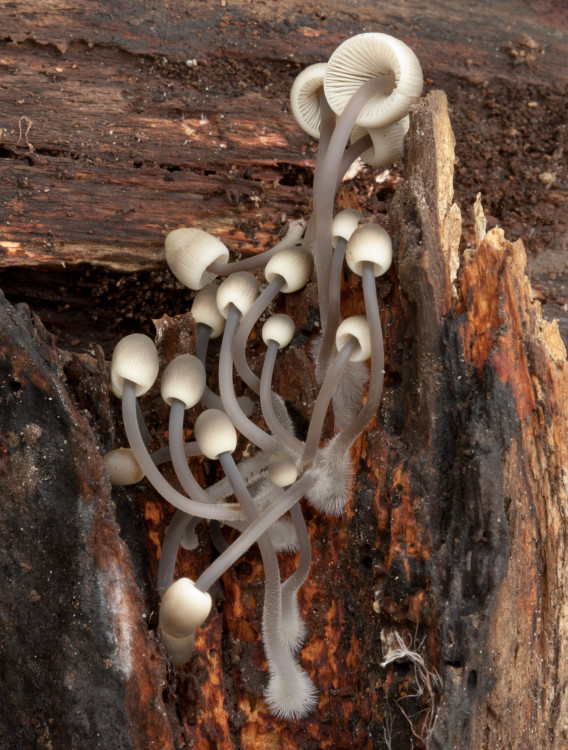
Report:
1,2,568,748
2,81,568,748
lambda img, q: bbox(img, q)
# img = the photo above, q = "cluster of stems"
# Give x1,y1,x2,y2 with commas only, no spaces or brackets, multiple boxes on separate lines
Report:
104,31,423,720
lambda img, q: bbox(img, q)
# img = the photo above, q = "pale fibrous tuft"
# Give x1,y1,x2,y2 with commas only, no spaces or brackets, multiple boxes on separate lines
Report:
306,436,354,516
264,664,318,720
279,595,307,652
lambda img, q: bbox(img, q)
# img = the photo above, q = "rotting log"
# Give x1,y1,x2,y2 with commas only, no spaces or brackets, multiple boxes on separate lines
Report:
2,83,568,749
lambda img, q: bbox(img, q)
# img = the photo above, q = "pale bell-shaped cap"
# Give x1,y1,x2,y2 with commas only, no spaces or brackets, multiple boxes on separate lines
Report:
346,223,393,277
332,208,363,249
324,33,423,129
103,448,145,486
264,247,314,293
111,333,159,397
160,354,206,409
161,630,195,666
262,314,295,349
290,62,328,138
268,452,298,488
194,408,237,459
159,577,212,639
191,285,226,339
165,228,230,290
335,315,372,362
216,272,259,319
351,116,409,167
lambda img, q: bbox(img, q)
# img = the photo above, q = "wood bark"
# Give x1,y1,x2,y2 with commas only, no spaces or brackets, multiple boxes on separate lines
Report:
1,2,568,749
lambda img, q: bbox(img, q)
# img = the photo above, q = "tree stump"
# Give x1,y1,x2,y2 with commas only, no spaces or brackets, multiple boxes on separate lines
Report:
1,2,568,749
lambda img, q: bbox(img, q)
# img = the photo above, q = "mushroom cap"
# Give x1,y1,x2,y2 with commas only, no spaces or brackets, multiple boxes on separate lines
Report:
351,115,409,167
216,271,259,319
165,228,230,290
290,62,328,139
346,223,393,277
191,285,226,339
335,315,372,362
268,452,298,487
262,314,295,349
160,354,206,409
324,33,423,129
161,630,195,666
331,208,363,249
159,577,212,638
103,447,145,486
194,408,238,459
110,333,159,397
264,247,314,293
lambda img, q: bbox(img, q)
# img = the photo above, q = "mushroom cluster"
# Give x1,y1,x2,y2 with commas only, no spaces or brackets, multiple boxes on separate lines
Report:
103,32,423,719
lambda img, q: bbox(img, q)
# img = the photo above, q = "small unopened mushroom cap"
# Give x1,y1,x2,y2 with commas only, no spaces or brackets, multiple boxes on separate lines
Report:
324,33,423,129
194,409,237,459
159,577,212,638
332,209,363,249
262,314,295,349
191,285,226,339
161,354,206,409
268,452,298,487
216,272,259,319
111,333,159,397
161,630,195,666
103,447,145,486
264,247,314,293
290,62,328,139
335,315,372,362
351,116,409,167
346,223,393,277
165,228,230,290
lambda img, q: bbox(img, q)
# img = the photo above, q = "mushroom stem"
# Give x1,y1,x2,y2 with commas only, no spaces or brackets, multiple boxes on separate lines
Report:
232,276,284,393
219,304,280,454
280,500,311,651
335,261,384,452
136,399,153,446
217,451,316,719
195,323,226,410
209,520,229,553
303,95,336,253
208,219,305,276
336,134,373,188
301,336,358,467
169,398,222,504
157,510,197,591
321,236,348,361
259,340,304,456
122,380,242,521
313,78,388,335
150,441,201,467
194,473,314,593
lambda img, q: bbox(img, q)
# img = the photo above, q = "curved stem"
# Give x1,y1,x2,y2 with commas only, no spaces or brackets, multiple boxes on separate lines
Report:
313,78,387,343
196,324,225,410
209,520,229,553
169,398,219,504
219,305,280,454
157,510,197,591
335,134,373,191
195,473,314,592
122,380,242,521
150,441,200,466
232,276,284,394
318,236,348,371
208,220,305,275
260,341,304,456
301,336,358,467
335,261,384,452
